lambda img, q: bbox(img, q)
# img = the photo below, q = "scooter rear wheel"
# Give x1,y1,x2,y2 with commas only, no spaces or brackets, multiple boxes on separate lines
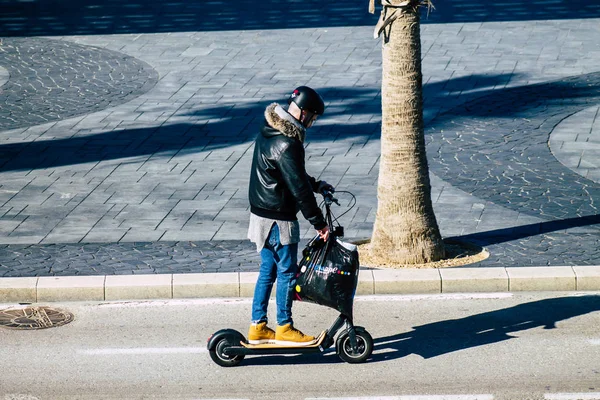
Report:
209,335,245,367
336,326,373,364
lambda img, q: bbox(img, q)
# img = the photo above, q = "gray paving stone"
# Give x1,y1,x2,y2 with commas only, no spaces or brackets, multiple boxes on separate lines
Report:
160,227,220,242
82,229,129,243
1,3,600,277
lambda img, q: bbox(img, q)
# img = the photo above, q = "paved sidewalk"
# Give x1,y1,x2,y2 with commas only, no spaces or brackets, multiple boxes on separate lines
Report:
1,1,600,301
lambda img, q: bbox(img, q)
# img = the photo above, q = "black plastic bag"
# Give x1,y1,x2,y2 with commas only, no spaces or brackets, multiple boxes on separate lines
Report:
294,236,359,320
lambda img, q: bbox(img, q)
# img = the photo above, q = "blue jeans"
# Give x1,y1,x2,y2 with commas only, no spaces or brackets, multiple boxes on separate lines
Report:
251,223,298,326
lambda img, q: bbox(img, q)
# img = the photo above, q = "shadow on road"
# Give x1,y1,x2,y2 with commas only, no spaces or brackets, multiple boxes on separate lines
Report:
1,0,599,37
233,351,341,366
220,295,600,366
371,295,600,362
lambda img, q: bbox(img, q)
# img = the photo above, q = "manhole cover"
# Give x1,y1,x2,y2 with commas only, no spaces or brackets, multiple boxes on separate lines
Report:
0,306,74,330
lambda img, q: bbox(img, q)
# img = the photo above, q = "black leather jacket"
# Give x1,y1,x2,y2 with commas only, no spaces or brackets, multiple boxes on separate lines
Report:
249,105,326,230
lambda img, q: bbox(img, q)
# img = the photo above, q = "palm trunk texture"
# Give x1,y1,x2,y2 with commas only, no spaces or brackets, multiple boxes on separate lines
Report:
370,5,445,264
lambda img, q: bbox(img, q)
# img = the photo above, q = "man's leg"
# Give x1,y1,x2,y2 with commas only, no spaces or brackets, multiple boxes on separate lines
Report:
248,224,279,344
273,236,298,326
251,226,278,324
272,224,315,345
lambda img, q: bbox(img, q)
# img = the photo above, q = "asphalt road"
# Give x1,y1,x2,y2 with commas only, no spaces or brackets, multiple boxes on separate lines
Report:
1,293,600,400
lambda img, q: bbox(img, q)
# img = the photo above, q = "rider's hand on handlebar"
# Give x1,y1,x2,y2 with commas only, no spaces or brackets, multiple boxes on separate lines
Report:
317,225,330,241
317,181,335,194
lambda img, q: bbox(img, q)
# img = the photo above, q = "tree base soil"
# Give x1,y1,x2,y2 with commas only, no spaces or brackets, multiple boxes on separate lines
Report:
356,239,489,269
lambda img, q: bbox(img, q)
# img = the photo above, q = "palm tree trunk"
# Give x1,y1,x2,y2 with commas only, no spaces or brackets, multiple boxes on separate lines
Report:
370,1,445,264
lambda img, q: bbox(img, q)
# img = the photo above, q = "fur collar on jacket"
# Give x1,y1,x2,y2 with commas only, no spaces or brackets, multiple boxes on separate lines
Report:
264,103,306,143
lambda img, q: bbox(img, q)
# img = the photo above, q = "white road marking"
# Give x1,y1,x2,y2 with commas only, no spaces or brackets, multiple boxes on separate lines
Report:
79,347,208,355
4,395,41,400
307,396,494,400
589,339,600,345
97,298,252,308
545,394,600,400
356,293,513,302
85,293,515,309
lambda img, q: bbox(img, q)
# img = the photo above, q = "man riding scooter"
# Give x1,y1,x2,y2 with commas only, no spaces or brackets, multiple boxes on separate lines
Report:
247,86,334,346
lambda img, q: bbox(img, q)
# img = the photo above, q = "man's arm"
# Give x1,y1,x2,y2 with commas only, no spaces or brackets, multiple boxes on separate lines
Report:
306,174,335,194
276,143,327,230
306,174,320,192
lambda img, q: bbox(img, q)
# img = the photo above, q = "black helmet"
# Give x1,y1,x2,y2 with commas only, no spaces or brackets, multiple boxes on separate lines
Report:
287,86,325,115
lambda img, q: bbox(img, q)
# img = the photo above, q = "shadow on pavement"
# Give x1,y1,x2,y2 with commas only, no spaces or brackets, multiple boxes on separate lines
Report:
1,0,599,37
0,85,382,172
2,71,597,173
449,214,600,247
435,73,600,120
0,73,522,172
371,295,600,362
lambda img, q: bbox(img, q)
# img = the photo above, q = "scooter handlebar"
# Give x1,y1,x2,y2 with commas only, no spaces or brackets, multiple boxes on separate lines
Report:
321,190,339,206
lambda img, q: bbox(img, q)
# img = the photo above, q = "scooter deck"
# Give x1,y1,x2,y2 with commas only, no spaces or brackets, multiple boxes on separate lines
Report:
241,330,327,349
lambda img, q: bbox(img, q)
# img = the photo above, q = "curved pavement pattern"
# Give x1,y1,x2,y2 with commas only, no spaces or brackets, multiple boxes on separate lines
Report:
0,65,8,88
0,11,600,276
426,73,600,267
0,37,158,131
549,105,600,184
2,71,600,276
427,72,600,221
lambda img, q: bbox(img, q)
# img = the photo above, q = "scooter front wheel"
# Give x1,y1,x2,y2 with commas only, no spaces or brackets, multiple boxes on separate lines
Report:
336,326,373,364
209,333,245,367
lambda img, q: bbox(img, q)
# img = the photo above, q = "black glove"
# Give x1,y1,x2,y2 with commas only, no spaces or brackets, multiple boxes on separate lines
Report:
317,181,335,194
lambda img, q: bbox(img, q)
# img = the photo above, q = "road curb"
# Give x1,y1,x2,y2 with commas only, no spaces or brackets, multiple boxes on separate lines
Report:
1,266,600,304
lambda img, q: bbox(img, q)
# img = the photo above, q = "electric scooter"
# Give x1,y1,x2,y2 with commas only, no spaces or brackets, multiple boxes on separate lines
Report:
207,191,374,367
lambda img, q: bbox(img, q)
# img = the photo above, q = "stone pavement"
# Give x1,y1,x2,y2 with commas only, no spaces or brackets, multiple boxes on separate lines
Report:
1,0,600,283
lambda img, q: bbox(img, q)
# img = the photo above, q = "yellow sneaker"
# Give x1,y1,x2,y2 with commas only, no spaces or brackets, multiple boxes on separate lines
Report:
275,323,315,346
248,322,276,344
